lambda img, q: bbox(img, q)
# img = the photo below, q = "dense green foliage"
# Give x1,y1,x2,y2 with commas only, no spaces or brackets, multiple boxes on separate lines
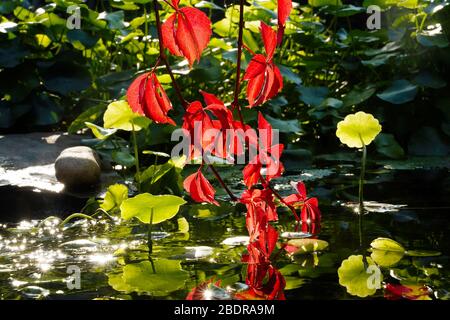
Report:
1,0,449,160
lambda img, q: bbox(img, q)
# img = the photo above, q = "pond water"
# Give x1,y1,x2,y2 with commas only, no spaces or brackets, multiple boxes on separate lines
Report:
1,161,449,300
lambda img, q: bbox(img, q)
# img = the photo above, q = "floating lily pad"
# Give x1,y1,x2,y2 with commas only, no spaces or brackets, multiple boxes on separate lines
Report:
287,239,329,255
338,255,381,298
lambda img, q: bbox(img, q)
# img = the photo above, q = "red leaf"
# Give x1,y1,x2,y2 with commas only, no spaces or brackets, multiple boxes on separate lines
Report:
278,0,292,27
243,160,262,188
261,22,277,60
127,72,175,125
183,169,219,205
277,0,292,46
200,90,224,106
243,29,283,107
161,7,212,67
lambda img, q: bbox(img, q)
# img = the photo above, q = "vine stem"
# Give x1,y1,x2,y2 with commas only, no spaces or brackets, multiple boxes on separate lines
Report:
131,122,142,193
152,0,188,110
260,176,300,222
232,0,246,128
209,165,238,201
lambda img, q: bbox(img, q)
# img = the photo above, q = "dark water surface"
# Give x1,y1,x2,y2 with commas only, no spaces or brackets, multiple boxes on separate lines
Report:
0,163,449,300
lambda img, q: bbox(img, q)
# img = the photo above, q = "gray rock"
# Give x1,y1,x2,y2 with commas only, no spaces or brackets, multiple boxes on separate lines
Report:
55,146,101,187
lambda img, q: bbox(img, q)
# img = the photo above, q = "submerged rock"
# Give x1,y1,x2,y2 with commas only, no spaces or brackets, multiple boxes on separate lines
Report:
55,146,101,187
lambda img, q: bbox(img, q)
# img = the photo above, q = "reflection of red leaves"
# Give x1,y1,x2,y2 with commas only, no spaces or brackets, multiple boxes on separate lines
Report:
277,0,293,46
385,283,431,300
284,182,321,223
183,169,219,206
127,72,175,125
161,4,212,67
244,22,283,107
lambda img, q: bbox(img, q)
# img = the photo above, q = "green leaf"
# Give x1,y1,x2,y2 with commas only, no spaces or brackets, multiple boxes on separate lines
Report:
408,126,449,156
0,40,29,68
110,259,189,295
361,53,397,67
309,0,343,7
377,80,418,104
101,184,128,212
278,65,302,85
370,238,405,267
112,150,136,167
413,71,447,89
338,255,381,298
342,85,376,107
85,122,117,140
195,1,224,10
265,115,302,134
69,105,105,134
287,239,329,255
120,193,186,224
417,30,449,48
99,11,125,30
297,85,329,107
103,100,150,131
42,62,91,95
375,133,405,159
142,150,170,157
370,237,405,252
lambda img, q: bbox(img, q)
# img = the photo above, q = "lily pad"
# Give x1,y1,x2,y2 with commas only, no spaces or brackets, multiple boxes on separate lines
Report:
338,255,381,298
287,239,329,255
120,193,186,224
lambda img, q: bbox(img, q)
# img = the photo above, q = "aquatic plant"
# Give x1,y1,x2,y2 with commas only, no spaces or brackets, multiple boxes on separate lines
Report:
336,111,382,213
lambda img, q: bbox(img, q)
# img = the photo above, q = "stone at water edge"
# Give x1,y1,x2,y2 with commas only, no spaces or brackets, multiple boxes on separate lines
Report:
55,146,101,187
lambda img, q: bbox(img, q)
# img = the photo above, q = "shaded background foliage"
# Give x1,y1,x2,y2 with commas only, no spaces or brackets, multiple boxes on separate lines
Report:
0,0,449,159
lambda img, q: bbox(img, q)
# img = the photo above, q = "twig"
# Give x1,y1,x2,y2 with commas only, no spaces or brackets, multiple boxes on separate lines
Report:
232,0,246,128
209,165,238,201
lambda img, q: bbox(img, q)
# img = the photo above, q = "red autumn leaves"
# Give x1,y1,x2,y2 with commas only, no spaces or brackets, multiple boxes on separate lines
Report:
127,72,176,125
161,0,212,67
244,23,284,108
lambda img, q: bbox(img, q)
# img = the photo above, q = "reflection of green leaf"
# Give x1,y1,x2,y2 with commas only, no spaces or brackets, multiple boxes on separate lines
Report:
110,260,189,296
287,239,329,255
101,184,128,212
284,276,306,290
120,193,186,224
406,250,441,257
338,255,381,298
